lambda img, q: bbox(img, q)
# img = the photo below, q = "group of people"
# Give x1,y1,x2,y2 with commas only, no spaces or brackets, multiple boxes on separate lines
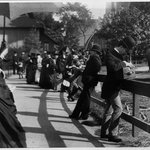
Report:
12,51,26,78
69,36,136,143
23,47,88,92
5,35,136,147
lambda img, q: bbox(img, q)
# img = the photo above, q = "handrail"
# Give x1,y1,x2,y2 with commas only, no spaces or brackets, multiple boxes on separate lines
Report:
90,74,150,137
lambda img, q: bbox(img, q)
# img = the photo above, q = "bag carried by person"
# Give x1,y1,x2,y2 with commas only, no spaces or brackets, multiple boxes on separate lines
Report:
62,79,70,87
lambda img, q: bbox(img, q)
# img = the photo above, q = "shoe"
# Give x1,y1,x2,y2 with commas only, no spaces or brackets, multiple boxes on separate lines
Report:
69,115,79,120
100,134,109,139
108,135,122,142
80,114,89,120
68,97,74,102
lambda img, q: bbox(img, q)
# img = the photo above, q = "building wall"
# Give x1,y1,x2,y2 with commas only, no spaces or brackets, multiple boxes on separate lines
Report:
0,28,39,49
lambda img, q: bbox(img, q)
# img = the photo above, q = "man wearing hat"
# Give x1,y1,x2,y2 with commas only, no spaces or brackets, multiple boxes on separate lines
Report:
100,36,136,142
69,44,102,120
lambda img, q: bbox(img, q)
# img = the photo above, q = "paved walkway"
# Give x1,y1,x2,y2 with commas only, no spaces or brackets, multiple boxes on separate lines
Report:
5,74,131,148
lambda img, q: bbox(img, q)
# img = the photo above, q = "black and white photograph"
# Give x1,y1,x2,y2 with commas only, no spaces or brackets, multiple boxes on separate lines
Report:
0,0,150,148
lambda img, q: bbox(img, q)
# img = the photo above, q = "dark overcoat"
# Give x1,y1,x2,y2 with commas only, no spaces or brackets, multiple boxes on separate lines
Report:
101,49,125,99
82,53,102,87
39,57,55,89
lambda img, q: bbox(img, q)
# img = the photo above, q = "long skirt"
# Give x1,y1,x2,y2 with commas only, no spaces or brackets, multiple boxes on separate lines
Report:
26,65,36,84
0,75,26,147
39,68,54,89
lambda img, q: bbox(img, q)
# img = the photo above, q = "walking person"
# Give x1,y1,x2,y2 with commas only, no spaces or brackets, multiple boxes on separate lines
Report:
69,44,102,120
100,36,136,142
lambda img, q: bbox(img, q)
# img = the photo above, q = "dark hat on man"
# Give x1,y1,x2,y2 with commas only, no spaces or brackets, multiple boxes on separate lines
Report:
119,36,136,50
91,44,101,54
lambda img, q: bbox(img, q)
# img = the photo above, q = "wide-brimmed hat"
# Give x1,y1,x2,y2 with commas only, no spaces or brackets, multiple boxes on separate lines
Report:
120,36,136,50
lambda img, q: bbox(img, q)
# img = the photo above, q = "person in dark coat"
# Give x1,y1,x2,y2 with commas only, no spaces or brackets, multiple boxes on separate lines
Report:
26,53,37,84
12,52,19,75
56,50,66,75
69,44,102,120
39,52,55,89
100,36,136,142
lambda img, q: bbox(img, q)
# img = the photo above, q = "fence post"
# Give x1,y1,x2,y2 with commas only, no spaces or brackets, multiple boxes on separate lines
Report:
132,93,140,137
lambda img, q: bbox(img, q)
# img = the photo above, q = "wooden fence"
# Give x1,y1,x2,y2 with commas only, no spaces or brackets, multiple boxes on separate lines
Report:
90,74,150,137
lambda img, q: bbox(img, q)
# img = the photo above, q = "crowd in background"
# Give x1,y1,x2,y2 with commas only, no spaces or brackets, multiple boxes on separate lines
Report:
12,46,90,101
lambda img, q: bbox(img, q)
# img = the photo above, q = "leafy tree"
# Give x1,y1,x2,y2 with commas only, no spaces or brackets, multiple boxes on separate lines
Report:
29,12,64,46
58,2,95,49
97,5,150,60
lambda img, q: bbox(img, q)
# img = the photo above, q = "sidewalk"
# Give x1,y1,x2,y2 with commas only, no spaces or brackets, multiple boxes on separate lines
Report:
5,75,131,148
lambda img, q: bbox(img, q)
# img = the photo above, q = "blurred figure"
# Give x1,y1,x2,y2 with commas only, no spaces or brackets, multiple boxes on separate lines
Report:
35,54,42,84
12,51,19,74
26,53,37,84
20,51,26,73
60,47,74,92
67,55,85,101
56,47,66,75
17,57,24,79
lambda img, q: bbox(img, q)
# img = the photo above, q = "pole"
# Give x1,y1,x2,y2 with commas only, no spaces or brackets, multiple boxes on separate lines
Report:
3,16,6,42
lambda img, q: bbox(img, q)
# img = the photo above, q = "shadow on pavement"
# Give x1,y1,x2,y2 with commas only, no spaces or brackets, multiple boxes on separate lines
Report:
59,92,104,147
14,75,104,147
37,90,66,147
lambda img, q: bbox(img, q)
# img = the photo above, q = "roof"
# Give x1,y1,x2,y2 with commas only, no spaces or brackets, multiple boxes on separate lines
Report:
0,15,42,28
0,2,64,19
0,2,64,28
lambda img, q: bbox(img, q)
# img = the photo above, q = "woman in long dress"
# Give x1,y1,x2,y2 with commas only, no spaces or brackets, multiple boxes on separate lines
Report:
26,53,37,84
39,52,55,89
0,69,26,147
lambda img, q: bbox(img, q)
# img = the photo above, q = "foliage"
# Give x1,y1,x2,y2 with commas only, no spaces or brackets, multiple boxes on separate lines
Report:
33,12,63,31
29,12,64,46
58,2,95,49
97,5,150,59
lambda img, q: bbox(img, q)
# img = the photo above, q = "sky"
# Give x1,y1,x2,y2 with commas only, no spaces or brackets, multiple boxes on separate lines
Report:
49,0,107,19
4,0,149,19
6,0,108,19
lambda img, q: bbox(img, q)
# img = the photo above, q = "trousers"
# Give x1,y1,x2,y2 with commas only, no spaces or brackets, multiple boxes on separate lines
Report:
101,93,123,136
71,85,94,117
